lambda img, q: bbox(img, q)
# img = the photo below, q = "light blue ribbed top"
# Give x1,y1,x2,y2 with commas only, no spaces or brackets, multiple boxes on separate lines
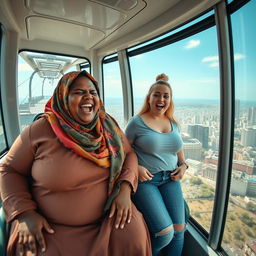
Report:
125,115,183,174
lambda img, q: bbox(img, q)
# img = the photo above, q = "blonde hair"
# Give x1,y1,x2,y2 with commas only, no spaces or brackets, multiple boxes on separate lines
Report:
138,73,177,123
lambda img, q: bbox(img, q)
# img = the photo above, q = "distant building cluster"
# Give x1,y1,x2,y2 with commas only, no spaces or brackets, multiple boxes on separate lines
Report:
176,100,256,256
178,100,256,198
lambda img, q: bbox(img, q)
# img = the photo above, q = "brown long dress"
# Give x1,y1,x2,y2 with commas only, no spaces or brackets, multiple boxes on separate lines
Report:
0,118,151,256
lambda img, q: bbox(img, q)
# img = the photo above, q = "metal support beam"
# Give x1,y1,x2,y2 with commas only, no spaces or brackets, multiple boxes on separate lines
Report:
29,70,37,104
209,0,234,250
117,50,133,125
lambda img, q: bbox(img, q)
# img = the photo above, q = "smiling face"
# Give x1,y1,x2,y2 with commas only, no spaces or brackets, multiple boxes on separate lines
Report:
148,83,171,115
68,76,100,124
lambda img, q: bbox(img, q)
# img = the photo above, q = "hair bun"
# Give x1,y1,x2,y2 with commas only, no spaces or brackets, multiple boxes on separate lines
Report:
156,73,169,81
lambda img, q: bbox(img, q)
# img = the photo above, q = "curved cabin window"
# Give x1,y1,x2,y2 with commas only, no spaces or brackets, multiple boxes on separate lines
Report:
128,20,220,233
222,1,256,255
102,55,125,129
17,51,89,130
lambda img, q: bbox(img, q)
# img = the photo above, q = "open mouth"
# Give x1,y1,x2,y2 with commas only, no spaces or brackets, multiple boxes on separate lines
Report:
80,104,93,113
156,103,165,110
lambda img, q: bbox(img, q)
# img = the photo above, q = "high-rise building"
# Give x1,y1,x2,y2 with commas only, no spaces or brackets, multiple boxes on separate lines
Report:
187,124,209,149
230,173,247,196
193,115,201,124
235,99,240,121
241,128,256,147
202,164,217,181
247,178,256,197
183,138,202,161
248,106,256,126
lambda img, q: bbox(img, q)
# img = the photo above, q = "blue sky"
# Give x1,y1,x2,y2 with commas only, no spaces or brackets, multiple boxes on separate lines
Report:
128,27,221,100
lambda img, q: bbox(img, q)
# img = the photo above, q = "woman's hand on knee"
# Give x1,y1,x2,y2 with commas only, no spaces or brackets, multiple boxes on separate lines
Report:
109,182,132,229
138,165,153,182
16,210,54,255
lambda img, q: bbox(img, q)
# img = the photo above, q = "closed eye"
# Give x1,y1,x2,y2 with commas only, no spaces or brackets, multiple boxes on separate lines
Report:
74,90,84,95
90,90,98,96
72,89,98,96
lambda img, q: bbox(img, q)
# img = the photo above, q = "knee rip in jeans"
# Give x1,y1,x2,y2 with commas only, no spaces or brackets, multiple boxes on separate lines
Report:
173,224,186,232
173,226,186,241
155,225,174,237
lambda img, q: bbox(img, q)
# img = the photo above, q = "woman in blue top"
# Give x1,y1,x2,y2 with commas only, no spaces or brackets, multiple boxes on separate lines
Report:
125,74,188,256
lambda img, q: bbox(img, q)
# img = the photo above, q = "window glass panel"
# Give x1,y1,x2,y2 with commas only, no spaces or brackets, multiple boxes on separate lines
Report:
80,61,90,73
102,60,125,129
103,53,118,61
0,27,8,154
222,1,256,255
18,51,89,130
129,26,220,232
128,10,214,52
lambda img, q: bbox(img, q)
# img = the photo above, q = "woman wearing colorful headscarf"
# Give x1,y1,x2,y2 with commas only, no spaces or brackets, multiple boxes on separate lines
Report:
0,71,151,256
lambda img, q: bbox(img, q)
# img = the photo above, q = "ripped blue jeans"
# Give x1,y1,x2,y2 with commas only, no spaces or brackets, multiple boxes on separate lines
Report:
132,171,185,256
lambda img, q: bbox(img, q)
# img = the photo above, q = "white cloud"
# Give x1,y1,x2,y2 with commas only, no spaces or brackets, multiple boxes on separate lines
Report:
202,56,219,62
209,62,219,67
184,40,200,49
18,63,33,71
201,56,219,68
202,53,245,68
234,53,245,60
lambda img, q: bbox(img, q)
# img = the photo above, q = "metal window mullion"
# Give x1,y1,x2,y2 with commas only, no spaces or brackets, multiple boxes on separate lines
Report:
0,25,9,153
208,1,234,250
1,28,20,146
117,50,133,125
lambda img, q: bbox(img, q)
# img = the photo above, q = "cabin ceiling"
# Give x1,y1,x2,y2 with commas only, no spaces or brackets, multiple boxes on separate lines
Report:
5,0,221,53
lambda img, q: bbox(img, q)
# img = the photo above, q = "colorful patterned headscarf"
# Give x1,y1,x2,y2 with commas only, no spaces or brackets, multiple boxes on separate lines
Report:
43,71,125,211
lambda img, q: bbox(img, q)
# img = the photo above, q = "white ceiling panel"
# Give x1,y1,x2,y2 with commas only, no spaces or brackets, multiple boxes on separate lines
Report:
25,0,128,30
26,16,105,49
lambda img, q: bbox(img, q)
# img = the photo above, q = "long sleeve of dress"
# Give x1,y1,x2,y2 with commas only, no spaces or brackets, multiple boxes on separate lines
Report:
0,125,37,223
117,133,138,193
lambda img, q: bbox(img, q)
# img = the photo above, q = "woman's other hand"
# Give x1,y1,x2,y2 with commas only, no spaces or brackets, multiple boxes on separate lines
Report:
109,182,132,229
138,165,153,182
16,210,54,255
170,165,186,181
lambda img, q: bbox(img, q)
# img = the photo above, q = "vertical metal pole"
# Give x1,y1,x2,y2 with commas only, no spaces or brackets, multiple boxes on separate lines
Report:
118,50,133,125
29,70,37,104
209,1,234,250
